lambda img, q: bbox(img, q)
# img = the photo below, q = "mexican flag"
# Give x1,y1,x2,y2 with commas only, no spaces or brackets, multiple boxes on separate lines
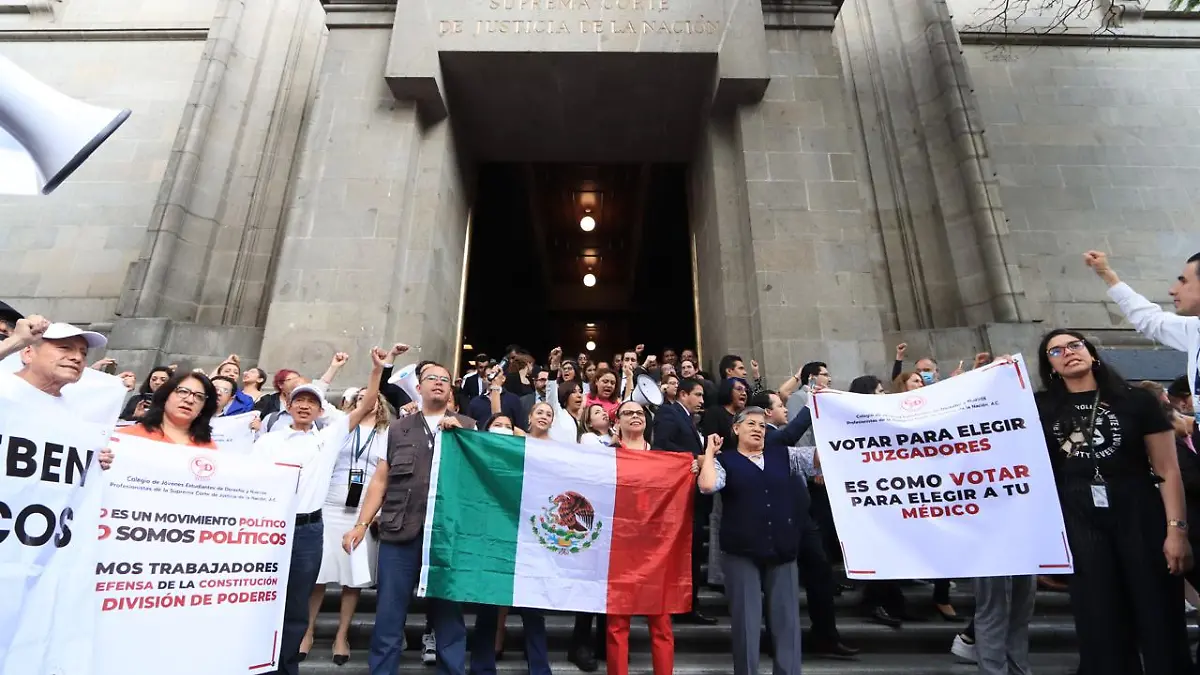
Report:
418,429,695,615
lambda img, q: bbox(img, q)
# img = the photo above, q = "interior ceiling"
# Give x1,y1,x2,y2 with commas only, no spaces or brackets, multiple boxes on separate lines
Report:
462,162,695,366
528,163,649,312
441,51,717,162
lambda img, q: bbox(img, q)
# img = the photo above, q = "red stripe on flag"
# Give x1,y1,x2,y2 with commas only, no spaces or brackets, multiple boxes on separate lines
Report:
605,448,694,616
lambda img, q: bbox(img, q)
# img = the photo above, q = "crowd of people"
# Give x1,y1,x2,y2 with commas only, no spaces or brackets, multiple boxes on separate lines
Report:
3,248,1200,675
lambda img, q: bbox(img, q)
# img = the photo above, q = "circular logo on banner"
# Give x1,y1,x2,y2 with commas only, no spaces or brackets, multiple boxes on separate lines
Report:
190,455,217,480
901,395,926,411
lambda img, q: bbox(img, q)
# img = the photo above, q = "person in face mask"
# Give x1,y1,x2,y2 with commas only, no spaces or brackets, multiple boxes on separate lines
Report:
485,413,521,436
915,357,939,386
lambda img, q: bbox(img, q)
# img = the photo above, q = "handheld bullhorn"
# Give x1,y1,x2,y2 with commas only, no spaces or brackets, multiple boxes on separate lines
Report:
0,53,131,195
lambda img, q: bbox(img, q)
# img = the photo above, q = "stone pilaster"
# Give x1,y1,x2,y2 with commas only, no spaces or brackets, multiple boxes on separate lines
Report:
106,0,328,372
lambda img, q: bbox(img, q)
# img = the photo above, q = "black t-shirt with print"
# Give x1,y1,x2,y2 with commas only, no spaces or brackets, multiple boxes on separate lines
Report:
1036,386,1172,485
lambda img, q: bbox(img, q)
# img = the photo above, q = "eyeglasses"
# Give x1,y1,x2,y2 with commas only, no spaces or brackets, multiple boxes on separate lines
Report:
214,387,234,396
619,409,646,418
422,374,451,384
173,386,208,403
1047,340,1087,359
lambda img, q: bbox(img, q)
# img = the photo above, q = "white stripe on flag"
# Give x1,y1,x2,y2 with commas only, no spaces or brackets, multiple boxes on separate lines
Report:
512,437,617,613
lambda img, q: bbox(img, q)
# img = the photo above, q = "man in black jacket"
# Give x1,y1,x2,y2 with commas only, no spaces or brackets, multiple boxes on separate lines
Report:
652,377,715,624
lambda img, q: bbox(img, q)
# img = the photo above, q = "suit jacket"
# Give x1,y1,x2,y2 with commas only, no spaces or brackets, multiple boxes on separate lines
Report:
378,410,476,543
766,407,813,448
519,390,553,429
653,400,704,455
467,391,524,431
461,371,488,400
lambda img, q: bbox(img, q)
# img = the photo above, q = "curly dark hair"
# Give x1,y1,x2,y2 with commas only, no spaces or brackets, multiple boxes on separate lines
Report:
137,371,218,444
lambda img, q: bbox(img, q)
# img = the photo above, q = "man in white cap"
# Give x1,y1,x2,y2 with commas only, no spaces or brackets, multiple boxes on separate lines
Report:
0,315,107,398
0,314,115,469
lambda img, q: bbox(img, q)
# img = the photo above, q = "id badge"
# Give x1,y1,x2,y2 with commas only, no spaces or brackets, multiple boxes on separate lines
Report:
345,470,366,507
1091,483,1109,509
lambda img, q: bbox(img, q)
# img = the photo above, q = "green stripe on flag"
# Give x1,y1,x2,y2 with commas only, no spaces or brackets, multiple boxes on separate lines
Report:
424,429,526,606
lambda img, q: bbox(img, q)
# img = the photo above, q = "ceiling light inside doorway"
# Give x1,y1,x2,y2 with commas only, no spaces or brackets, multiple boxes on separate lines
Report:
585,323,595,328
586,340,596,351
463,344,473,351
583,273,596,287
580,215,596,232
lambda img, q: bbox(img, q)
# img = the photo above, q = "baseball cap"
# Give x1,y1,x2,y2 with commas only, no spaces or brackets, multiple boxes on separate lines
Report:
42,322,107,349
289,383,325,404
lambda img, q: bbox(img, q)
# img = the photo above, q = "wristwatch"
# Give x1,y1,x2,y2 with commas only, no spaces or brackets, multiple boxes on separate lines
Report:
1168,519,1188,532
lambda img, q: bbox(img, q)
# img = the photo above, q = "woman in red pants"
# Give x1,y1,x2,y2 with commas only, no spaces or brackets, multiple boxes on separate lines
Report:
605,400,678,675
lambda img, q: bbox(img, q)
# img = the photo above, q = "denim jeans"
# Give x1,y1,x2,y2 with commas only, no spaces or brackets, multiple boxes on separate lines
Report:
272,520,323,675
469,606,551,675
369,538,467,675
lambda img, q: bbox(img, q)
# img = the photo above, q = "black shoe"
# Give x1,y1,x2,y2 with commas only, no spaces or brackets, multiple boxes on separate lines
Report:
567,645,598,673
295,652,308,663
806,640,860,660
678,610,718,625
332,653,350,666
866,605,902,629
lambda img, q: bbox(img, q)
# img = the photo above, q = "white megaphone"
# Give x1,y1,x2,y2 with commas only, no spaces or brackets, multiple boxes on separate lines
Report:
388,363,423,408
0,53,131,195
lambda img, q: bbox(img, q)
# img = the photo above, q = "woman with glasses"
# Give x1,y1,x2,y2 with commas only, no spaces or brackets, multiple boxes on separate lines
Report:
117,371,219,448
1037,329,1192,675
211,375,255,416
604,400,676,675
697,406,803,675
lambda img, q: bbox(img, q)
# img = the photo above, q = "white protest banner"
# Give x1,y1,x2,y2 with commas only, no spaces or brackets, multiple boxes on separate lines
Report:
1,353,127,425
210,412,259,454
94,435,298,674
811,354,1072,579
0,401,108,675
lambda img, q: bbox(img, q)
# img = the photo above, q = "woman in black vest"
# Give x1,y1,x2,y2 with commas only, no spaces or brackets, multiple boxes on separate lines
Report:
697,406,803,675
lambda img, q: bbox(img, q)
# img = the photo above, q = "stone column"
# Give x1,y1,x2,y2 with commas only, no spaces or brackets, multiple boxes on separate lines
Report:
838,0,1030,331
107,0,328,375
255,14,474,386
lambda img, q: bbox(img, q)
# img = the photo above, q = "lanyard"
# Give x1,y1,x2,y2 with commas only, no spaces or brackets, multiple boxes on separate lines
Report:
351,426,377,465
421,416,438,447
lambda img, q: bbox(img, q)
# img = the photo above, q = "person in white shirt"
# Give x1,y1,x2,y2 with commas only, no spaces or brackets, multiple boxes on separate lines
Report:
0,315,117,468
1086,250,1200,408
253,347,385,675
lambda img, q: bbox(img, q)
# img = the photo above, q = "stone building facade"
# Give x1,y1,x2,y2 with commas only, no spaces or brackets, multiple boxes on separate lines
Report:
1,0,1197,385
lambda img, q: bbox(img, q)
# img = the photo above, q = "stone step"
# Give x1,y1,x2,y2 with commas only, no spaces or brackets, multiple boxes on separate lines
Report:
309,614,1092,653
296,650,1082,675
317,585,1075,617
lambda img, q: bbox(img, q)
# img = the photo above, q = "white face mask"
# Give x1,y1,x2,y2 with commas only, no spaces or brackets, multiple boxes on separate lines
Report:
489,427,514,436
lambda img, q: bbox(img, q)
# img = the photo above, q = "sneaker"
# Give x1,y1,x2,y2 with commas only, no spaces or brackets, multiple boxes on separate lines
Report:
1187,600,1197,616
950,633,977,663
422,631,436,666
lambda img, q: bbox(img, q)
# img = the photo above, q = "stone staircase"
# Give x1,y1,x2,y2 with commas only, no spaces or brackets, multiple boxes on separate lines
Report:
300,578,1089,674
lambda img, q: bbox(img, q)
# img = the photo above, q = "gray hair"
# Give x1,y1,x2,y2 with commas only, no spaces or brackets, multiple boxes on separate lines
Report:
734,406,767,425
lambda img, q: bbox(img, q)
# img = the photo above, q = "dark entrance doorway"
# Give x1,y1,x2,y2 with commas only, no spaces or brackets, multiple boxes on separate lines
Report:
460,163,696,373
